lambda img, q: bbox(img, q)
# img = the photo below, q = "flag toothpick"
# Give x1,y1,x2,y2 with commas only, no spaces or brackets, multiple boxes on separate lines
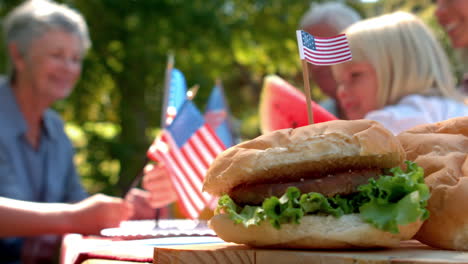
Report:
300,59,314,125
296,30,352,125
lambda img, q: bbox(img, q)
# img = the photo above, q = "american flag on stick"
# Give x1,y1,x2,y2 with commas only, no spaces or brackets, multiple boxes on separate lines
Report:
296,30,352,66
147,100,225,219
295,30,353,125
204,83,236,148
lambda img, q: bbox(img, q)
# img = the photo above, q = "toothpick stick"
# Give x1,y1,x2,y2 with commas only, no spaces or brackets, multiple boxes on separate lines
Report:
301,59,314,124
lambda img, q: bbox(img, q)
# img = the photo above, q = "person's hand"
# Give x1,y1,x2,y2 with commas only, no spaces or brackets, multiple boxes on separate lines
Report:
69,194,133,235
125,188,157,220
142,163,178,208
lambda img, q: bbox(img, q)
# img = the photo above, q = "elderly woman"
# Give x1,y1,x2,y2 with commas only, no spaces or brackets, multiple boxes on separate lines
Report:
0,0,131,262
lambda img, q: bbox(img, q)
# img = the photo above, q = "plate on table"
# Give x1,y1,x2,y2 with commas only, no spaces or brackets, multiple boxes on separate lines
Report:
100,219,216,240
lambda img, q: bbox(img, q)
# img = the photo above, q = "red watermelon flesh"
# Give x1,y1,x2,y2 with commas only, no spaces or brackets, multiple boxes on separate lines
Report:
259,75,338,134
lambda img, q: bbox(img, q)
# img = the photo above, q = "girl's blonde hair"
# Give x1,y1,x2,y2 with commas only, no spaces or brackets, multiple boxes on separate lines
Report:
343,11,459,108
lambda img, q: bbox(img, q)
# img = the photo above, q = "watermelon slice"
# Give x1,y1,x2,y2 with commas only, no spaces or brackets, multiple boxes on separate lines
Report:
259,75,338,134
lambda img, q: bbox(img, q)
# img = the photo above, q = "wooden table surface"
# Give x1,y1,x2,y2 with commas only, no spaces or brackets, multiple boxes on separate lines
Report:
154,240,468,264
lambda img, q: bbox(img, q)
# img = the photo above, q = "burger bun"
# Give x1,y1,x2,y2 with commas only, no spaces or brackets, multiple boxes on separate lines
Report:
397,116,468,250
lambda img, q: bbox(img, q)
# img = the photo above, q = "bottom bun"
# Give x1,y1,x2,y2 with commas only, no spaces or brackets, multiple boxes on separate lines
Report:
209,214,422,249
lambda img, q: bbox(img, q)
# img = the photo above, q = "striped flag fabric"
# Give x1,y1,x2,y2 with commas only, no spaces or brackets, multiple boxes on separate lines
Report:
164,68,187,126
204,85,236,148
296,30,352,65
147,100,225,219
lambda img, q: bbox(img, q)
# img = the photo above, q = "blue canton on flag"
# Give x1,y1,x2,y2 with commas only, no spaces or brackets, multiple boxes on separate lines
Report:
165,68,187,126
301,31,316,50
168,101,204,147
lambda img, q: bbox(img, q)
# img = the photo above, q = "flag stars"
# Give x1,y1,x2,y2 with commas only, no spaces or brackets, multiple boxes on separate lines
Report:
302,31,316,50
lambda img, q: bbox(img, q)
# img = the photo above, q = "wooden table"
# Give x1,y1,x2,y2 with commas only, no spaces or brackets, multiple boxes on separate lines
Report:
154,240,468,264
63,233,468,264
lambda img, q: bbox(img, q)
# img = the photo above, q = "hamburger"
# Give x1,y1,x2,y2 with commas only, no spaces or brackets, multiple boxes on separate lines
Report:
203,119,430,248
397,116,468,250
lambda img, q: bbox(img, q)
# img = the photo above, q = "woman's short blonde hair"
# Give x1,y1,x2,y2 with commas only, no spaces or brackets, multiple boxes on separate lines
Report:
343,11,459,108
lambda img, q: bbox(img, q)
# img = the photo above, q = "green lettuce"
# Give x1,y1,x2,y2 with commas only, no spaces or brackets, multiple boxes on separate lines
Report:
216,161,430,234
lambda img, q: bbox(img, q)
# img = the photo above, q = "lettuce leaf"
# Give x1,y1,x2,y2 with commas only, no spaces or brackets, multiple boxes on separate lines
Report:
216,161,429,233
356,161,430,233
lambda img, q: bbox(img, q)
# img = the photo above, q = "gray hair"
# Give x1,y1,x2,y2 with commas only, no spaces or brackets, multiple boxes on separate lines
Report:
299,2,361,32
3,0,90,64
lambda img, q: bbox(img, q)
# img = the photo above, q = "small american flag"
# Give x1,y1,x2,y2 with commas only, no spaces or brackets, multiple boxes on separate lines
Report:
204,85,235,148
147,100,225,219
296,30,352,65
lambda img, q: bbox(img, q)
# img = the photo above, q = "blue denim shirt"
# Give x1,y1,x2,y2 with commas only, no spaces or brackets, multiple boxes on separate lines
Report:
0,78,88,262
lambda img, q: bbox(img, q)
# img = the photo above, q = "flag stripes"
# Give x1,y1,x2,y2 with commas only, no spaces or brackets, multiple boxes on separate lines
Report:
304,47,351,58
303,56,353,65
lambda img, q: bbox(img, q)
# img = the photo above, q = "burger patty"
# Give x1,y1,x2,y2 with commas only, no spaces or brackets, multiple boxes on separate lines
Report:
228,168,383,205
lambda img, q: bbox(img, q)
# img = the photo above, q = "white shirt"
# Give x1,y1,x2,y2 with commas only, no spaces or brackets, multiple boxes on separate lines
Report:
365,94,468,135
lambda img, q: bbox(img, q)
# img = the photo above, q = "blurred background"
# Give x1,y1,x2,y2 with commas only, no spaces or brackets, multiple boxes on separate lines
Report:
0,0,459,197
